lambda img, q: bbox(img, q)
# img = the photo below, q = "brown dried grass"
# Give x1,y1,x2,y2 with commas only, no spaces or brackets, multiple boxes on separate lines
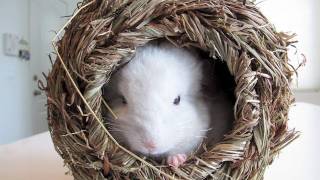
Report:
45,0,299,179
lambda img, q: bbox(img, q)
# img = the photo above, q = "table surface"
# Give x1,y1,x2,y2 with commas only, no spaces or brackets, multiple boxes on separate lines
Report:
0,103,319,180
0,132,72,180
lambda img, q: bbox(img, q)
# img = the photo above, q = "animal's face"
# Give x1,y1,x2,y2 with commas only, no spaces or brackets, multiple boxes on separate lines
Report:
110,43,205,155
113,89,203,155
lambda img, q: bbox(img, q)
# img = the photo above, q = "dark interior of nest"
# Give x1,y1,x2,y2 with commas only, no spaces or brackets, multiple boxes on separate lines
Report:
101,39,236,165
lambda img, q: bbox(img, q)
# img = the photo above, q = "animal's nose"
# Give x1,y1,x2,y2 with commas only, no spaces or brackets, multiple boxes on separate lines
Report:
143,140,156,151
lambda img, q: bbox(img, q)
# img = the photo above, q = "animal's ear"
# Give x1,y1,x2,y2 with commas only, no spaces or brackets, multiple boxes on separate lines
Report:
103,68,124,103
201,80,220,98
102,81,120,103
200,59,220,96
201,59,236,102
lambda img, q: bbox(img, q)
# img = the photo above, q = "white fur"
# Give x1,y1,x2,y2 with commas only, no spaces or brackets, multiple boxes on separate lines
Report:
108,42,211,157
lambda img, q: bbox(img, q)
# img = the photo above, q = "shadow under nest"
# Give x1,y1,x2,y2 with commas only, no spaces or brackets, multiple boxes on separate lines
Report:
45,0,299,179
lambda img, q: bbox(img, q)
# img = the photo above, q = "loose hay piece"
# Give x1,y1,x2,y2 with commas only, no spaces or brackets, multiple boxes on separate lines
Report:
46,0,299,179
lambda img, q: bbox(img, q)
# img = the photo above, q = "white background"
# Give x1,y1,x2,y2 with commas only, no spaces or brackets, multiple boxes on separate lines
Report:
260,0,320,90
0,0,78,144
0,0,319,179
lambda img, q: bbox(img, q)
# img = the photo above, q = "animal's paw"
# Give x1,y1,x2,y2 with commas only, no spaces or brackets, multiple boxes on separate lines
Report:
166,154,187,168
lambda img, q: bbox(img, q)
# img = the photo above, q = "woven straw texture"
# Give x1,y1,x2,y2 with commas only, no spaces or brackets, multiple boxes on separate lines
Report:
46,0,299,179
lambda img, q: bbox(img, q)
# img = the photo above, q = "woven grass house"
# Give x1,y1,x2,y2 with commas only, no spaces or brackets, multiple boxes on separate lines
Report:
46,0,299,179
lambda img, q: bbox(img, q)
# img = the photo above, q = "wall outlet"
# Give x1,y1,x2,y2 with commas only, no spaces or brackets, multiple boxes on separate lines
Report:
19,38,31,61
3,33,20,57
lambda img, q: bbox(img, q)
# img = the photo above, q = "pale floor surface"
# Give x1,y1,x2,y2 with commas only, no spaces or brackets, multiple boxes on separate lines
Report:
0,132,72,180
0,103,319,180
264,102,320,180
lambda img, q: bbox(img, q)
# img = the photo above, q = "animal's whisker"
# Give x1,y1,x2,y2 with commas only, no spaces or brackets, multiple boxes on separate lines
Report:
109,129,125,132
200,128,213,132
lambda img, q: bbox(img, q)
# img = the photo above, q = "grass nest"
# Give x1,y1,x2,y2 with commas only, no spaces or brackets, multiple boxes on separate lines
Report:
46,0,299,179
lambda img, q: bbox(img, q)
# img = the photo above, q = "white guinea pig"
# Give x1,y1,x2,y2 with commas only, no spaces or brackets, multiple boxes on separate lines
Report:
105,42,232,168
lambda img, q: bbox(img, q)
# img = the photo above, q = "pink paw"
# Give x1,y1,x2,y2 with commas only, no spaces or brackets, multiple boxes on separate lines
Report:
166,154,187,168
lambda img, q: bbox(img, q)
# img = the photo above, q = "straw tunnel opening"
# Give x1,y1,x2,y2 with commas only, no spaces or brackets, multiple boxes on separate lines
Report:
195,46,236,147
101,39,236,164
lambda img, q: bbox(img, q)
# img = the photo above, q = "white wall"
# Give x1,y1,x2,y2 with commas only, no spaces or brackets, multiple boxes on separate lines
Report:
0,0,78,144
259,0,320,91
293,90,320,105
0,0,33,144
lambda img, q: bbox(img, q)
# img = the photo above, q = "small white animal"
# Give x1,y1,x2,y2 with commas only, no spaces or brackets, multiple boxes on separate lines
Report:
104,41,233,168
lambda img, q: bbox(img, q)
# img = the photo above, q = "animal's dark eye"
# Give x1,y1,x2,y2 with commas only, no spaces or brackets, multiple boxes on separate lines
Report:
173,95,180,105
122,96,127,104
